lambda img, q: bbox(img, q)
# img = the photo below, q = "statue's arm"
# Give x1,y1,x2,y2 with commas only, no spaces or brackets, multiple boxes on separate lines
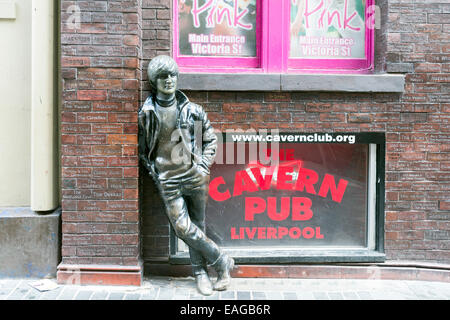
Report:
138,109,156,177
198,107,217,175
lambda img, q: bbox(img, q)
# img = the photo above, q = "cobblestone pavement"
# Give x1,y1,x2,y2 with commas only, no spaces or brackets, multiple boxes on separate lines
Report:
1,277,449,300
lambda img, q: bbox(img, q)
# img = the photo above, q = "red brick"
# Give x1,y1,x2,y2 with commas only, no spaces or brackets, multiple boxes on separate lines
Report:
77,113,108,123
264,92,290,102
93,102,123,112
77,90,107,101
107,156,138,167
62,167,92,178
62,68,77,80
61,112,76,123
92,79,122,89
123,167,138,178
79,23,107,34
92,167,123,178
122,145,137,156
61,124,91,134
124,13,139,23
77,135,107,145
77,178,107,189
61,134,77,145
319,113,345,122
306,102,333,112
77,201,108,211
123,189,139,199
92,124,123,134
123,79,139,89
123,123,138,134
415,63,441,73
124,58,139,68
123,35,139,46
107,134,138,145
62,145,91,156
108,113,138,123
123,211,139,223
348,113,373,123
440,201,450,211
78,156,108,167
91,190,122,200
108,178,138,189
91,235,123,245
92,145,122,156
62,57,90,67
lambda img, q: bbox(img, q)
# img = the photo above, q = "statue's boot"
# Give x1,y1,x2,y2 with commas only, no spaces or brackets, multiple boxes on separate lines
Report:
212,254,235,291
195,270,213,296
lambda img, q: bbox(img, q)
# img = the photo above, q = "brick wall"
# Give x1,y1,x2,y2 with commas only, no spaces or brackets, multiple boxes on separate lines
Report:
140,0,450,264
60,0,450,274
60,0,143,269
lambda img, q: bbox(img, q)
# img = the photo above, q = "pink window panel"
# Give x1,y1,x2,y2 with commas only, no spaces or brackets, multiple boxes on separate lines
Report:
173,0,375,73
287,0,375,72
173,0,262,70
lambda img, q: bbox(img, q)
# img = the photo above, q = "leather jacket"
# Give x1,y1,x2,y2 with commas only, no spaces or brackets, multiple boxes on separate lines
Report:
138,90,217,179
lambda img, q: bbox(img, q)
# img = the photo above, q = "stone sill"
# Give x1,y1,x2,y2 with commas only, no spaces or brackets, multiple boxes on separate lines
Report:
178,73,405,93
170,249,386,264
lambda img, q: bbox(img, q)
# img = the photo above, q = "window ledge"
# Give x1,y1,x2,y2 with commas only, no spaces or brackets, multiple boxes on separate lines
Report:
178,73,405,93
170,249,386,264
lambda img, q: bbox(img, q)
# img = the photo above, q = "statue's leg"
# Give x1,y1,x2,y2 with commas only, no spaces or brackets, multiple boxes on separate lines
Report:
183,185,209,275
183,184,234,291
160,181,234,292
163,192,221,266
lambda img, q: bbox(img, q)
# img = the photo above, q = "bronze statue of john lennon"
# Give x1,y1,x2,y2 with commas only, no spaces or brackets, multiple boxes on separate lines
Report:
138,55,234,295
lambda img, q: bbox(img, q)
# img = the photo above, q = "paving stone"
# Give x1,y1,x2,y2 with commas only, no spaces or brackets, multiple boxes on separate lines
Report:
342,292,359,300
236,291,251,300
189,290,206,300
23,289,43,300
173,288,190,300
39,286,64,300
75,290,94,300
251,291,266,300
57,287,79,300
204,291,220,300
312,292,329,300
0,288,14,300
108,292,125,300
264,291,283,300
140,288,159,300
158,287,176,300
356,291,373,300
90,290,109,300
7,285,31,300
0,277,449,301
295,291,315,300
327,292,344,300
219,290,236,300
124,293,141,300
0,280,19,289
282,292,297,300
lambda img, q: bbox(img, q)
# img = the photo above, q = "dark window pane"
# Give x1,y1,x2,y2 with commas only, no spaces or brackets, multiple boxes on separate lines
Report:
206,143,368,248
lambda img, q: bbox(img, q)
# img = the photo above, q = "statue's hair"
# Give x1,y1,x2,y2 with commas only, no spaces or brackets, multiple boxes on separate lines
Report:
147,55,179,92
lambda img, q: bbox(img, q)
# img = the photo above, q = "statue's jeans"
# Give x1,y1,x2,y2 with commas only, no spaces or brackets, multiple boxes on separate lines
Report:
158,179,221,275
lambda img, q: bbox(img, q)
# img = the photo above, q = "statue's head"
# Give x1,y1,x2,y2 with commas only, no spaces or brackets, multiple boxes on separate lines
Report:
147,55,179,96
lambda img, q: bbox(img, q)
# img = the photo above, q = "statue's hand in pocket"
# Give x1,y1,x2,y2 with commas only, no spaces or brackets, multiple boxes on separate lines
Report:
188,164,209,187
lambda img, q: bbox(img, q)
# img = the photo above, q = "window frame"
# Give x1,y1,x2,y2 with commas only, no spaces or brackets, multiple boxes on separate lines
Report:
173,0,263,71
173,0,375,73
286,0,375,72
169,132,386,264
